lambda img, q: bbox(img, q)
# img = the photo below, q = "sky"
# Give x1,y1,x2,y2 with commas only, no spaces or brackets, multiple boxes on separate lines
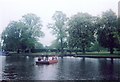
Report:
0,0,119,46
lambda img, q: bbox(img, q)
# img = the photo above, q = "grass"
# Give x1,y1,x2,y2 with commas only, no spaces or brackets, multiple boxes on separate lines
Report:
9,51,120,56
77,52,115,55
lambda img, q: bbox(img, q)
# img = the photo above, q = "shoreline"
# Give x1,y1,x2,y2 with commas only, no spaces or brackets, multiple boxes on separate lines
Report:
74,55,120,59
2,52,120,59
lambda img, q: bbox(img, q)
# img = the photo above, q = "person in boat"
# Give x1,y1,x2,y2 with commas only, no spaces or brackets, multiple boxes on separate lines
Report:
55,56,57,60
52,56,55,60
45,55,48,61
41,55,44,60
38,57,42,61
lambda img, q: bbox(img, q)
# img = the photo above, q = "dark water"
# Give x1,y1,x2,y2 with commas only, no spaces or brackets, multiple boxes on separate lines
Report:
0,56,120,80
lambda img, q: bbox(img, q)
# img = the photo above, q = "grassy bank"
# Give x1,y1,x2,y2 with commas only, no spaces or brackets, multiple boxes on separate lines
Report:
75,52,120,55
8,51,120,56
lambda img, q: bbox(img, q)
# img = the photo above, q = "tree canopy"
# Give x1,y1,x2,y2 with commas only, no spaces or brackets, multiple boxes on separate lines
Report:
68,13,96,53
97,10,118,54
1,13,44,52
48,11,68,54
1,9,120,55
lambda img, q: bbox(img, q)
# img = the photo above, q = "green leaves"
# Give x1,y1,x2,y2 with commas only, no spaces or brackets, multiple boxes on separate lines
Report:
2,13,44,52
68,13,96,53
1,10,120,54
97,10,118,54
48,11,68,52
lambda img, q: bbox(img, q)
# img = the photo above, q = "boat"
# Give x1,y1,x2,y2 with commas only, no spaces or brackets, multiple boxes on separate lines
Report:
36,59,58,65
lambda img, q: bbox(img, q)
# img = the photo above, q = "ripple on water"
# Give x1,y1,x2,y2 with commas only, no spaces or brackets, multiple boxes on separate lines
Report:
1,56,120,80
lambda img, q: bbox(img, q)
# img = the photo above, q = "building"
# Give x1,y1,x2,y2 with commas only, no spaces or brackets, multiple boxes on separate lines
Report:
118,1,120,17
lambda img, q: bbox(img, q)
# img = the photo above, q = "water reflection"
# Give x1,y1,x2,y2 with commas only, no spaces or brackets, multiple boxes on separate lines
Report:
2,56,35,80
98,58,119,80
35,64,58,80
57,57,101,80
1,56,120,80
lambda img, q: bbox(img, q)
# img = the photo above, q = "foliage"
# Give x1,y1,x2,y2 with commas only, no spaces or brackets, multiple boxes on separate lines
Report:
115,18,120,49
113,31,120,50
1,13,44,52
89,41,107,52
97,10,117,54
1,9,120,55
34,42,44,49
48,11,68,54
2,21,24,51
68,13,96,53
49,39,67,49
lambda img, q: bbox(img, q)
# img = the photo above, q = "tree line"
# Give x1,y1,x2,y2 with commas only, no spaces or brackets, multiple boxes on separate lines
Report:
1,9,120,54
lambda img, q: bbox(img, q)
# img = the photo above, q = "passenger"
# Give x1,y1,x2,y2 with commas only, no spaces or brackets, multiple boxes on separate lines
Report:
41,55,44,61
38,57,41,61
52,56,54,60
55,56,57,60
45,55,48,61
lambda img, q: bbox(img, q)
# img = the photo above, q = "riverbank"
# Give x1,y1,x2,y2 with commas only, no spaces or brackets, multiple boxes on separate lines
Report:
7,52,120,58
74,55,120,59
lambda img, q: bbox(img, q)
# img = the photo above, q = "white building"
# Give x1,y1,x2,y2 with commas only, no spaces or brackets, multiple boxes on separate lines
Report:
118,1,120,17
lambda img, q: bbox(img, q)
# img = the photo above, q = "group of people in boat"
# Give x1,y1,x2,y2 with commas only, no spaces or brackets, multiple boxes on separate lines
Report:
38,55,57,61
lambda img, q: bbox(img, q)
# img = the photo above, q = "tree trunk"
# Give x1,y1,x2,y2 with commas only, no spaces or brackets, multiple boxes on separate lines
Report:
75,51,78,55
82,47,85,54
60,37,64,56
69,51,72,55
17,49,20,53
110,47,114,54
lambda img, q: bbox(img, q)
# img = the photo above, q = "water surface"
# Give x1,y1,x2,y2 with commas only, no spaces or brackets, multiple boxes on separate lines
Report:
0,56,120,80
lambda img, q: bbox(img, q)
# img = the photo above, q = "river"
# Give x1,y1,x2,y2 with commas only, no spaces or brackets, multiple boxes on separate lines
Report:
0,56,120,80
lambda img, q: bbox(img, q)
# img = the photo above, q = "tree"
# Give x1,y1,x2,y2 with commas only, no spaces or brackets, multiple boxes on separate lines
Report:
34,42,44,49
68,13,96,54
116,18,120,49
89,41,107,52
48,11,68,55
49,39,67,49
1,13,44,53
1,21,24,51
49,40,61,49
111,18,120,51
21,13,44,39
97,10,117,54
20,13,44,51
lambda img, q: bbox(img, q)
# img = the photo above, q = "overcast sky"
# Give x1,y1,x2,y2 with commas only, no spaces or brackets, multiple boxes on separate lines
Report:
0,0,119,46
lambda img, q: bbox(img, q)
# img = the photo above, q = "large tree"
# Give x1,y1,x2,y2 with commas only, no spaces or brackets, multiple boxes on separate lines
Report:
117,18,120,48
97,10,117,54
112,18,120,50
2,21,24,51
68,13,96,54
48,11,68,55
1,13,44,53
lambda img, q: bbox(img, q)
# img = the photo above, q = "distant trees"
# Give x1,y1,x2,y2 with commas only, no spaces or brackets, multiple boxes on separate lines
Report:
48,11,68,54
67,10,119,54
1,10,120,55
116,18,120,50
1,13,44,53
2,21,24,51
68,13,96,54
34,42,44,49
97,10,118,54
49,39,67,49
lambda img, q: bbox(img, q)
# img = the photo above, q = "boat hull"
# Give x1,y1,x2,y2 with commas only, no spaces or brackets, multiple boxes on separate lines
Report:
36,60,58,65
